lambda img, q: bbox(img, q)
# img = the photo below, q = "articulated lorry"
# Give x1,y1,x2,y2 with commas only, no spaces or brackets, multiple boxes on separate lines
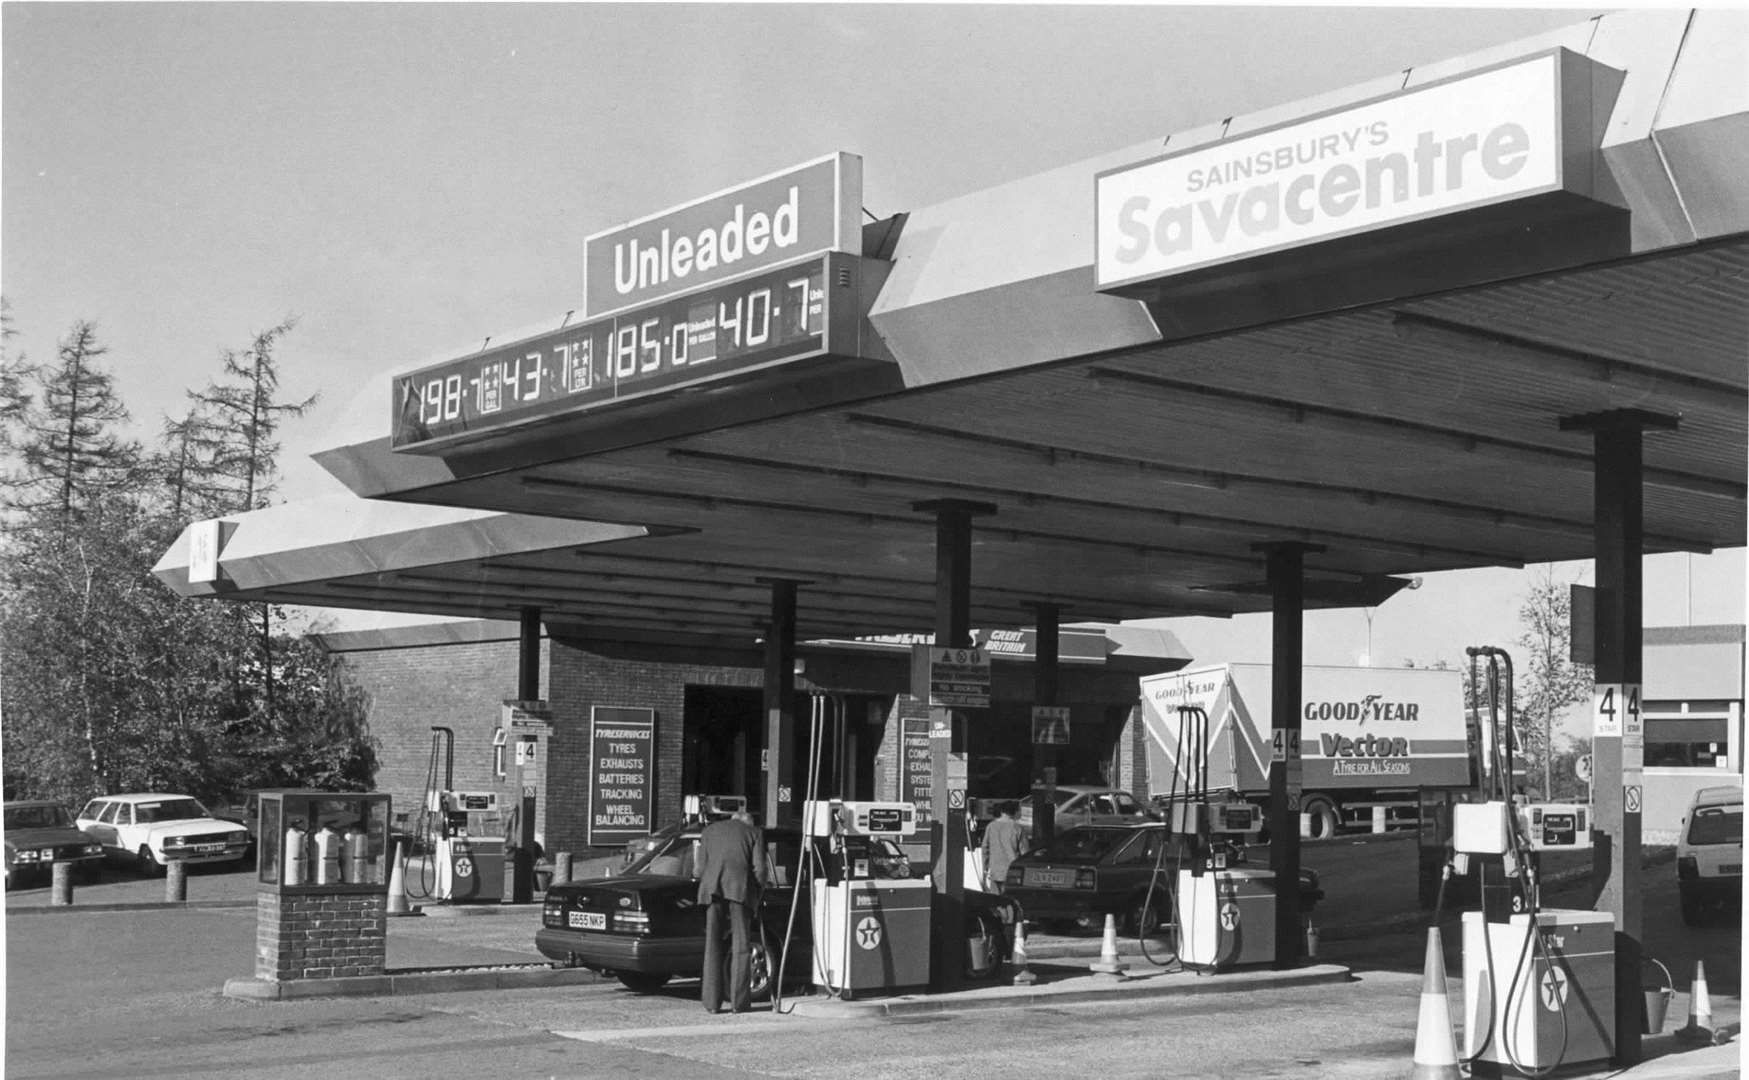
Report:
1139,663,1475,838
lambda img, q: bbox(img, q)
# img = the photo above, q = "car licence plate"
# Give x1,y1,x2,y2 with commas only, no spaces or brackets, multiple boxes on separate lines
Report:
569,911,607,930
193,843,225,853
1024,868,1071,887
1722,864,1741,875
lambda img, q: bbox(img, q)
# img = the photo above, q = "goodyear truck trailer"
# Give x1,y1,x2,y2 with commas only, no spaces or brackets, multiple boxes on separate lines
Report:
1140,664,1474,838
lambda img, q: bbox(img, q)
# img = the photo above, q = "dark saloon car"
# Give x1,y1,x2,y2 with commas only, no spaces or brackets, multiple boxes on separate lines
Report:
1003,823,1322,940
4,800,104,888
537,824,1017,996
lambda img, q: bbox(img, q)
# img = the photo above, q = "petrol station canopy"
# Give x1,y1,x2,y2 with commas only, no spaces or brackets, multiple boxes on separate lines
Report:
155,10,1748,650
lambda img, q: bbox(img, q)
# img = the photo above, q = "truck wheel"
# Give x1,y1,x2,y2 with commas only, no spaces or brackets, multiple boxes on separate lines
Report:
1302,798,1339,841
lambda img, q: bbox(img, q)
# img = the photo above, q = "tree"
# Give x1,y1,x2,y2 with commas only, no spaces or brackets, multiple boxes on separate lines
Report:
1515,566,1594,799
5,320,141,525
0,308,376,808
187,318,315,512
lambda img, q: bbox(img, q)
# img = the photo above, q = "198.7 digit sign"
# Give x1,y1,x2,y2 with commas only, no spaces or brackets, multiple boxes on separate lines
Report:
391,253,859,452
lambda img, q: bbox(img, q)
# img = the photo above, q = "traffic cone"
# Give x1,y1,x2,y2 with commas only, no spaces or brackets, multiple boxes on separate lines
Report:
1089,912,1128,976
385,839,413,916
1409,927,1462,1080
1011,920,1036,986
1677,960,1715,1043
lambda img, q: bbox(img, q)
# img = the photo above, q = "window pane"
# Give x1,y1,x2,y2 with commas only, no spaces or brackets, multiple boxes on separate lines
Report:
1688,808,1743,846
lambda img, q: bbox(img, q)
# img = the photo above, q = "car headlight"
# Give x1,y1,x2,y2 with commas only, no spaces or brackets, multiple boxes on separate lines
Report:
38,848,55,860
15,850,38,863
84,844,102,856
164,836,188,848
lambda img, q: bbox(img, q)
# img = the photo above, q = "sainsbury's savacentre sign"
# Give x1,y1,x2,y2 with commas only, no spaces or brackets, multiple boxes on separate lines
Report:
1095,52,1579,291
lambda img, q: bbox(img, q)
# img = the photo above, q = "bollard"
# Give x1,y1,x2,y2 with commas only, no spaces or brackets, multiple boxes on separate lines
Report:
1372,806,1388,834
165,857,188,902
50,861,74,906
553,851,572,886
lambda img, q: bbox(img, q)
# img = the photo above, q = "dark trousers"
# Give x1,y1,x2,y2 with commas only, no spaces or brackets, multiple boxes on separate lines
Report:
701,896,754,1013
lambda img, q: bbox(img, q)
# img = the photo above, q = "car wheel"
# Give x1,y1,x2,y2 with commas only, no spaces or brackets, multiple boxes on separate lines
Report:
614,971,671,994
138,845,164,876
1302,798,1339,841
1679,885,1702,926
1126,891,1168,938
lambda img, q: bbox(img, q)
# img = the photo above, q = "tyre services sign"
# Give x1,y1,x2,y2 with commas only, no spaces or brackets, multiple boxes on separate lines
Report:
588,707,655,845
1096,51,1602,291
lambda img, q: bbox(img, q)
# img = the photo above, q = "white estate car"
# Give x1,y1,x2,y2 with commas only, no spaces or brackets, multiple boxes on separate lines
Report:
76,793,251,874
1677,785,1743,925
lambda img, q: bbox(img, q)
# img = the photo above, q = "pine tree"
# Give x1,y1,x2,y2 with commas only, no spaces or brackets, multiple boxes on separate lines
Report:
188,318,316,512
6,320,141,526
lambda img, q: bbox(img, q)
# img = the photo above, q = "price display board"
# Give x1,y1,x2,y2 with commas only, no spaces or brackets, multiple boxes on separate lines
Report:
391,252,858,451
587,707,655,846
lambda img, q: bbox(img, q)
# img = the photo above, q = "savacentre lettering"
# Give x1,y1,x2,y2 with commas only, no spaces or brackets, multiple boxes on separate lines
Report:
1112,121,1529,265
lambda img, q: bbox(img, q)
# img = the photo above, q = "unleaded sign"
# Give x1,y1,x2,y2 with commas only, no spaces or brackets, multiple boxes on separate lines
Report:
588,707,655,846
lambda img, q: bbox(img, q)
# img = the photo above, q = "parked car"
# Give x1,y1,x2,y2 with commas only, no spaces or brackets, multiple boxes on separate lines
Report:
537,823,1015,996
4,800,104,888
75,793,252,875
1002,823,1323,941
1017,785,1155,833
1677,785,1742,925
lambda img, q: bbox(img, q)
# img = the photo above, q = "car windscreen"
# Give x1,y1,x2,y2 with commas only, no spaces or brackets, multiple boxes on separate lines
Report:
1687,807,1743,846
5,805,71,829
133,799,210,824
1035,828,1136,862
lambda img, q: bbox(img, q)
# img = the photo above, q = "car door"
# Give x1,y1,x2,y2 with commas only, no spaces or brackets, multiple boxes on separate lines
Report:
82,801,119,850
110,802,137,850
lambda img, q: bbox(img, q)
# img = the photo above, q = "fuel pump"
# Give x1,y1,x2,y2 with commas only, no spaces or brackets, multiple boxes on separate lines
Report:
804,798,932,999
428,790,505,903
1451,646,1614,1078
1170,705,1283,971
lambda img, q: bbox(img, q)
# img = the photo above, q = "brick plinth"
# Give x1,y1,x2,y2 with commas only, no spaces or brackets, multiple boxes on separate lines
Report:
255,889,388,981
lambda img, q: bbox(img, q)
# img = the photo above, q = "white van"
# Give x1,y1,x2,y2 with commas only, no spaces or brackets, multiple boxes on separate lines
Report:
1676,785,1743,925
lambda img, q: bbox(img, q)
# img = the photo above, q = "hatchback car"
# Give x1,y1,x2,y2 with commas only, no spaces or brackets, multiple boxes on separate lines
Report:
1677,785,1742,925
1003,823,1323,941
76,793,251,874
537,824,1015,997
4,800,104,888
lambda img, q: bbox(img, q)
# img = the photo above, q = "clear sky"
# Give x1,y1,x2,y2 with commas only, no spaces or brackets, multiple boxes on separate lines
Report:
4,2,1742,671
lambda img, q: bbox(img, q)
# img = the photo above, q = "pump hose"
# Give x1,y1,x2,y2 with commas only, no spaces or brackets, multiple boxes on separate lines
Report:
405,732,444,900
773,694,829,1011
1137,715,1187,969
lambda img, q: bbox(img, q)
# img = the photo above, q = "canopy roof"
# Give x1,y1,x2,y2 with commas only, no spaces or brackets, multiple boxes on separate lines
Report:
155,10,1747,651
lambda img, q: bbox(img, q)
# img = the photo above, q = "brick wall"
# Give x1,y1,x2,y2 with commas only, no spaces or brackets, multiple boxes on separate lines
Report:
326,622,1163,863
335,634,543,837
546,642,764,859
254,890,387,980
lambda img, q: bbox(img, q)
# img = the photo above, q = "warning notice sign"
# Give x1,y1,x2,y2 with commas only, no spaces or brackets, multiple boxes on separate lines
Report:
911,645,990,708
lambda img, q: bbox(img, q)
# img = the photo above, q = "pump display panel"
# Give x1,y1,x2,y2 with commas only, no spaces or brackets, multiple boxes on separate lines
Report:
391,253,857,452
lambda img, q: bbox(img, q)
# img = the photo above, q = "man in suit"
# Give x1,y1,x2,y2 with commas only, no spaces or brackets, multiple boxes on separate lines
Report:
695,808,773,1013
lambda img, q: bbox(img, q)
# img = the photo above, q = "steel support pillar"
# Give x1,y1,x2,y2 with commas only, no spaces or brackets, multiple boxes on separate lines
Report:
511,606,541,902
1255,541,1322,969
1023,601,1063,849
1561,408,1675,1067
917,499,994,993
760,579,801,831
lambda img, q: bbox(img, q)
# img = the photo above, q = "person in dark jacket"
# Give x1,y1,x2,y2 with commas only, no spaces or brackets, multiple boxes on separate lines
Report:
694,808,773,1013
